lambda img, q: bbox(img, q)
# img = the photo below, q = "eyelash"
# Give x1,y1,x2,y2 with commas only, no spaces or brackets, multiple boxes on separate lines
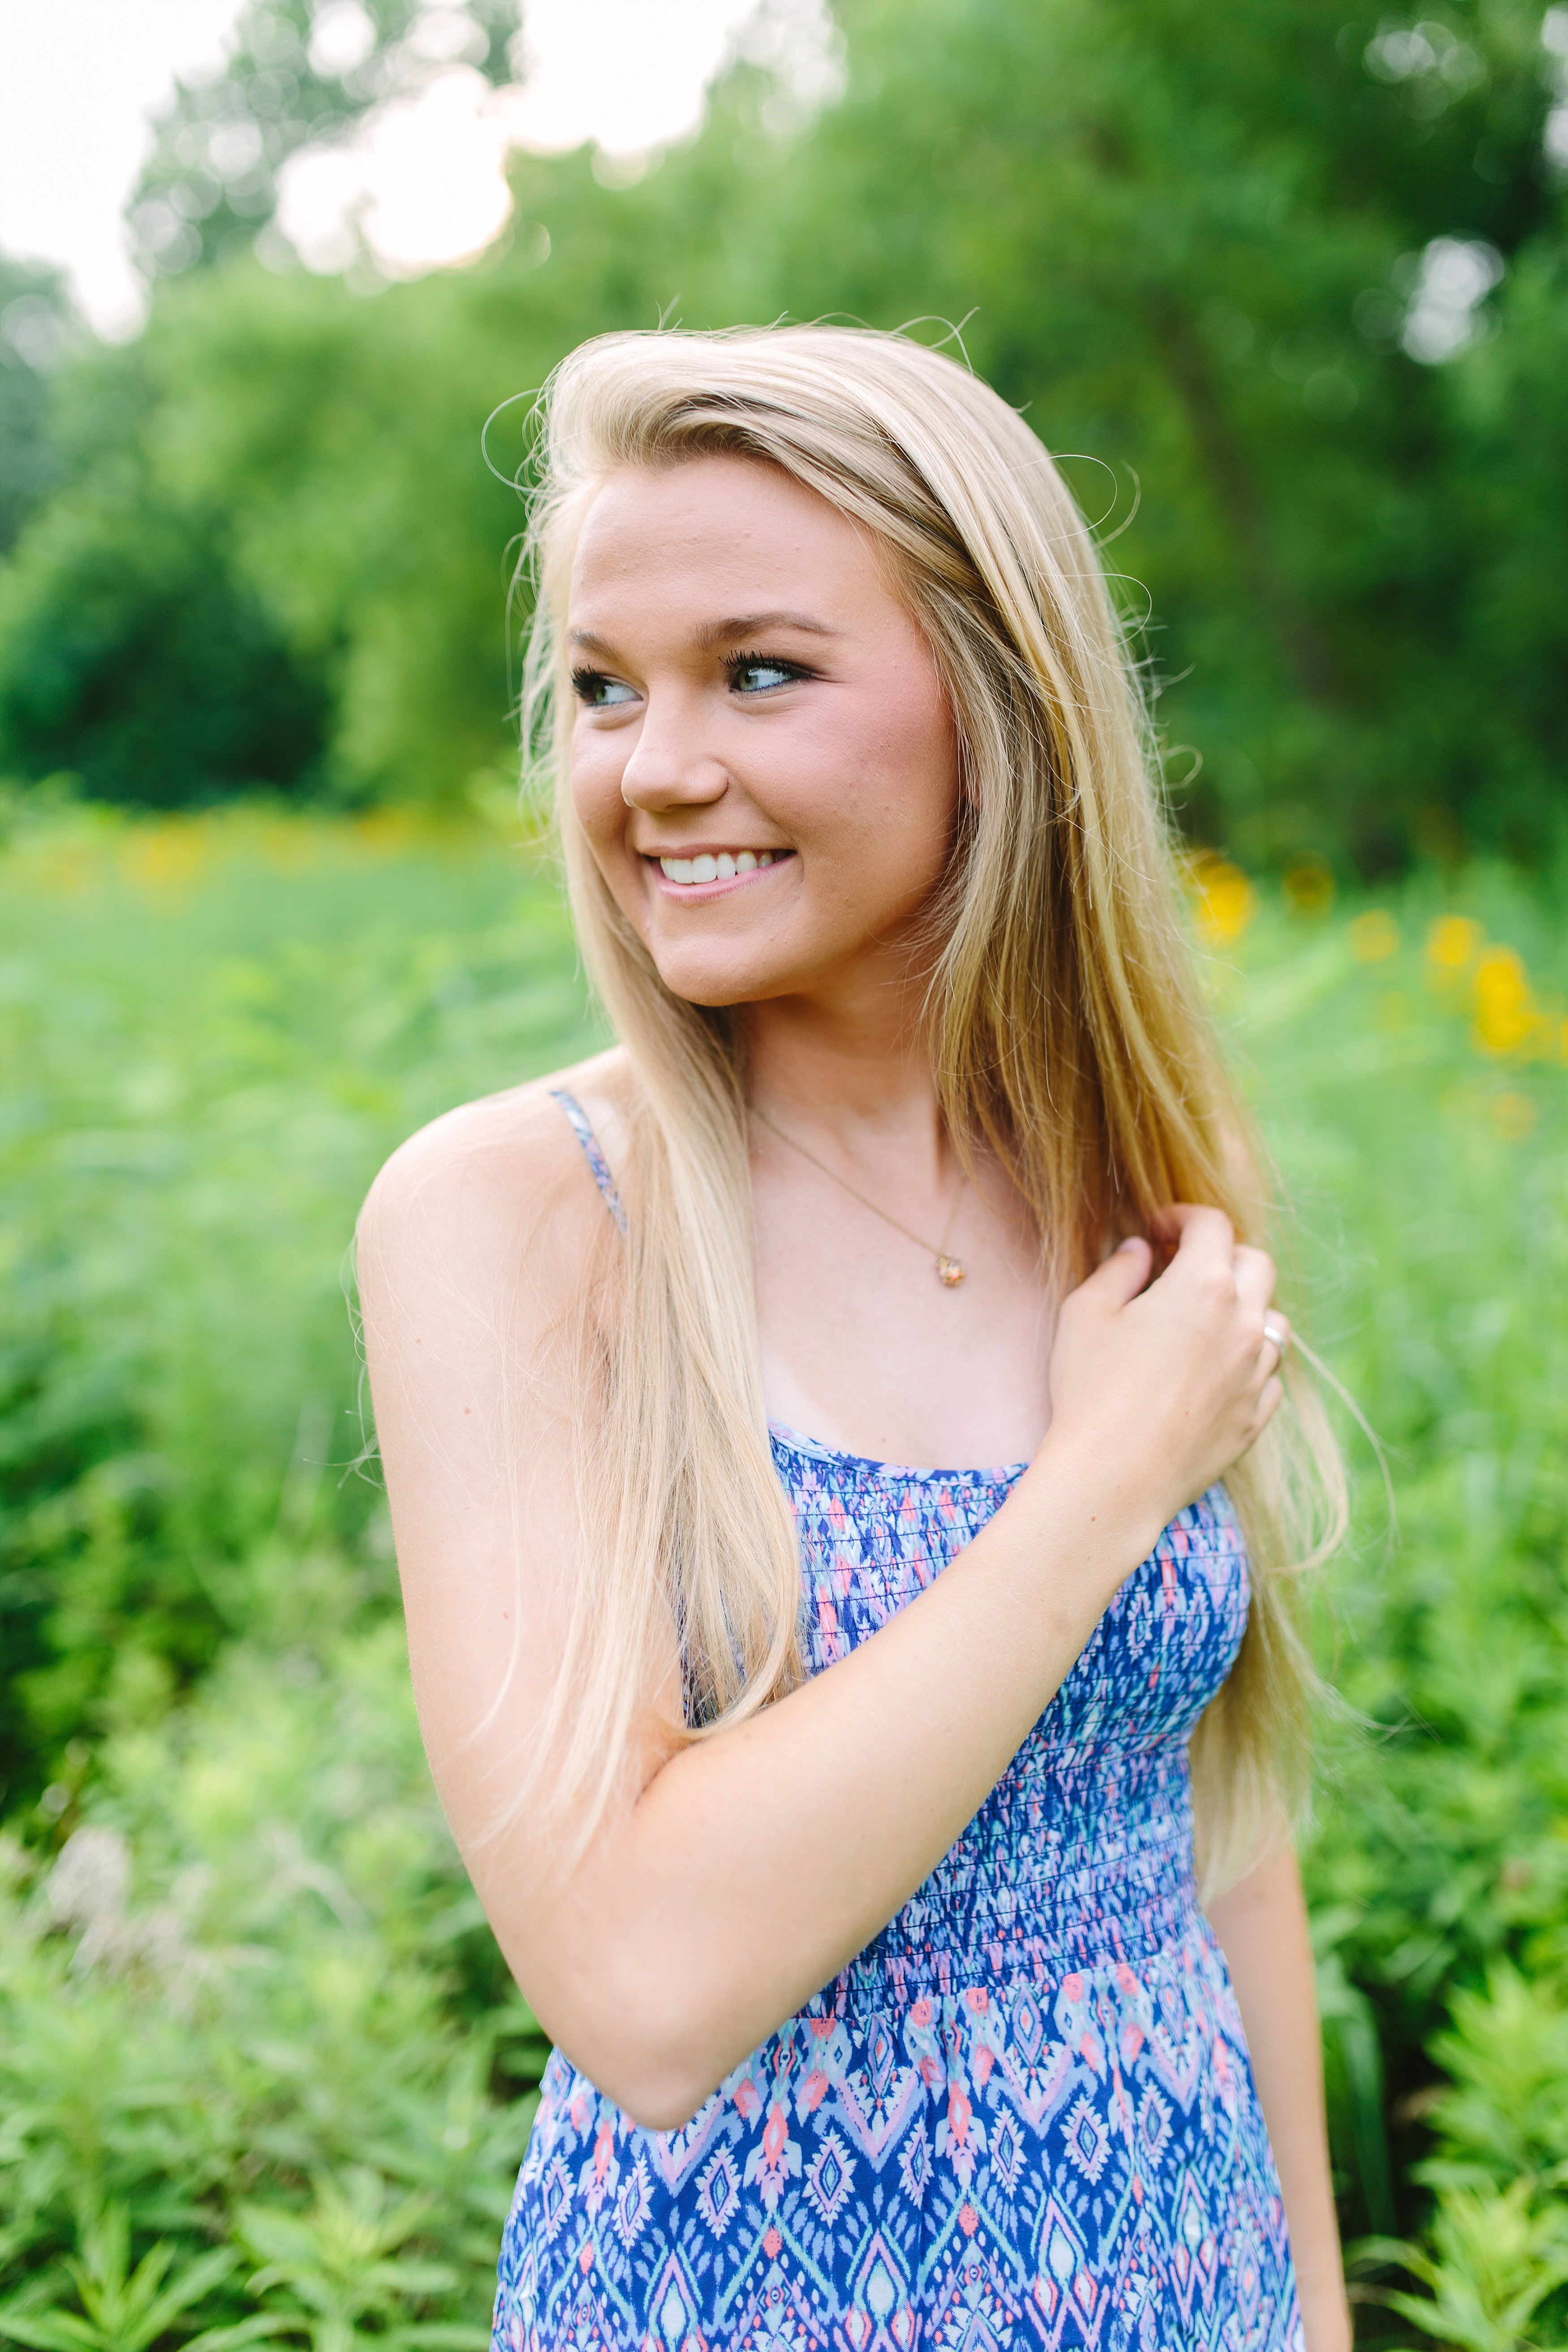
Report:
725,650,808,692
569,668,630,707
569,652,810,706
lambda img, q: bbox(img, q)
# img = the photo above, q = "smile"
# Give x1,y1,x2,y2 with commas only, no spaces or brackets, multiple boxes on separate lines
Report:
655,849,788,885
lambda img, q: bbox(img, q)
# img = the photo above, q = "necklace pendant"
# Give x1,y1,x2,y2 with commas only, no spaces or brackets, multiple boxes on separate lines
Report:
936,1255,966,1288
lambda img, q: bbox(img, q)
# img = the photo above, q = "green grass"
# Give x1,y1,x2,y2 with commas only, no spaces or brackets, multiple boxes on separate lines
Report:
3,804,1566,2345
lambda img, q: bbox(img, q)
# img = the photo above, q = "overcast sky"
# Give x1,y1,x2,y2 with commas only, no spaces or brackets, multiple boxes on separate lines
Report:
0,0,802,337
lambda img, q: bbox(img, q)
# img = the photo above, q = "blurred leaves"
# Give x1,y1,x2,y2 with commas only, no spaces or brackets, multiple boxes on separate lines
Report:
2,0,1567,846
2,807,1566,2343
1315,1906,1396,2236
126,0,525,284
0,2206,236,2352
0,475,331,808
234,2171,461,2352
1205,869,1568,2352
1426,1967,1568,2188
0,1590,543,2346
1355,2181,1568,2350
0,802,597,1804
0,258,77,557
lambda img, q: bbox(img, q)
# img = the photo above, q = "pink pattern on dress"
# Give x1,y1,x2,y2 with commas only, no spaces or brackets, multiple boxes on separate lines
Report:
493,1422,1301,2351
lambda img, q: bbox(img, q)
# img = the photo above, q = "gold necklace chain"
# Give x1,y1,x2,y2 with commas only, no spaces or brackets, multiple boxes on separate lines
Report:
751,1107,970,1288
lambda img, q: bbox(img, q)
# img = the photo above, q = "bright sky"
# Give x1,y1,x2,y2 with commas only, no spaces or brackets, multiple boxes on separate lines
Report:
0,0,832,337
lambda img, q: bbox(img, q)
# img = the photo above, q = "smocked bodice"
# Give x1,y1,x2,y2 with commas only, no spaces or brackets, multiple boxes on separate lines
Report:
778,1423,1249,2011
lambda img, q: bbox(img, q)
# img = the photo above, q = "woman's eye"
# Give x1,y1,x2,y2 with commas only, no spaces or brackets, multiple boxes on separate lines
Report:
572,669,639,708
730,658,802,695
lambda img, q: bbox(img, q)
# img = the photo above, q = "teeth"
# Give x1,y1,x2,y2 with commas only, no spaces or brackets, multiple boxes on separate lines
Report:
656,849,783,883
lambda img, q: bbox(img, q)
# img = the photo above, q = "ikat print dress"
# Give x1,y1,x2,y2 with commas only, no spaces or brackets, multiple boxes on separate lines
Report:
491,1095,1303,2352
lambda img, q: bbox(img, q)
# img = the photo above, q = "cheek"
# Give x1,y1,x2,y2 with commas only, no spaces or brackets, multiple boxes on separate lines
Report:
569,727,630,850
829,671,960,864
569,734,650,934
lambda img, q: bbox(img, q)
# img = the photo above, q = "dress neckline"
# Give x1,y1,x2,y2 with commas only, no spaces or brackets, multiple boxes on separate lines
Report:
767,1417,1029,1486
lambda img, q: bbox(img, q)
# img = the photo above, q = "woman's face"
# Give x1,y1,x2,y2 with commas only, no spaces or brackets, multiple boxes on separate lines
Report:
565,454,961,1011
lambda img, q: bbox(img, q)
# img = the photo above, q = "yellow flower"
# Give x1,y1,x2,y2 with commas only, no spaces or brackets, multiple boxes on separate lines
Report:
1350,910,1400,962
1473,947,1542,1055
1425,914,1482,982
120,820,210,894
1186,855,1256,947
353,808,419,858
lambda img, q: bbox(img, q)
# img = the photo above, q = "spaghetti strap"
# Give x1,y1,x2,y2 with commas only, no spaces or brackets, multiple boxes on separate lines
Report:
549,1088,627,1233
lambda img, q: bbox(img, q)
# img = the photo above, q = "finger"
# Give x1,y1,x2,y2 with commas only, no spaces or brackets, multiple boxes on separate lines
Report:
1077,1235,1154,1312
1257,1310,1292,1376
1163,1203,1237,1266
1233,1245,1277,1318
1236,1377,1285,1459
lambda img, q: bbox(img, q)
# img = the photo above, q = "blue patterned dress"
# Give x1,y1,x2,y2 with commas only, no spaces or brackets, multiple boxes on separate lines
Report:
491,1095,1301,2352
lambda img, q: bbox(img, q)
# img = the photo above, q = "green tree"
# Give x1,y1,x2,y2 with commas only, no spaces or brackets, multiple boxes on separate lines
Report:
7,0,1567,854
0,484,330,808
723,0,1565,863
0,258,76,555
0,325,332,807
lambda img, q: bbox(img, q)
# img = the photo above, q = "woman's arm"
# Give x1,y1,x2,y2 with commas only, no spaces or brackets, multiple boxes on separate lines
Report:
1207,1842,1351,2352
360,1093,1286,2130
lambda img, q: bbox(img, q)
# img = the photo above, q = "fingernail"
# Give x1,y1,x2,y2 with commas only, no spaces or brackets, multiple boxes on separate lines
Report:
1117,1236,1144,1253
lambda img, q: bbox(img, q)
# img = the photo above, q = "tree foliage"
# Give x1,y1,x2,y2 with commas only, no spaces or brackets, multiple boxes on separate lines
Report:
752,0,1568,865
0,260,77,557
3,0,1566,855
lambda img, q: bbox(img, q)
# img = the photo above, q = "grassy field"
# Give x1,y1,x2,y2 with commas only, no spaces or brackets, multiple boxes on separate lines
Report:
2,800,1566,2348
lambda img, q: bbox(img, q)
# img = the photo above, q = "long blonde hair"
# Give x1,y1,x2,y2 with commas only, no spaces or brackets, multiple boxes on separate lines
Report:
518,324,1344,1896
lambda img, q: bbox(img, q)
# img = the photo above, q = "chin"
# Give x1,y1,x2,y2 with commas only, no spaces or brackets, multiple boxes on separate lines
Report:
644,943,803,1010
653,966,785,1011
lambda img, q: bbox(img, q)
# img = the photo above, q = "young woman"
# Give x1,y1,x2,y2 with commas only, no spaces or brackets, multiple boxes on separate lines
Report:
358,326,1351,2352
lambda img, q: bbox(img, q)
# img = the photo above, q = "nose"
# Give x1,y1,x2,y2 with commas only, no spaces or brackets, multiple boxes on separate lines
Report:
617,687,729,814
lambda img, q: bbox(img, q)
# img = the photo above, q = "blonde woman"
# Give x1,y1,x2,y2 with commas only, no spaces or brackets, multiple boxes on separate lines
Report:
359,327,1351,2352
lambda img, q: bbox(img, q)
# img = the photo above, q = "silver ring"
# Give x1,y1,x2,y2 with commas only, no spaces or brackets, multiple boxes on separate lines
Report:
1262,1317,1288,1355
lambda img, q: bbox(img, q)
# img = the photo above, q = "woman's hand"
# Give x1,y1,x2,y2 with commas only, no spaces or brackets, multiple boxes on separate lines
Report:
1042,1204,1287,1539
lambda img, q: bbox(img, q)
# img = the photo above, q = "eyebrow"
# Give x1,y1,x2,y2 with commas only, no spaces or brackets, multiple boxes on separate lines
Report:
695,610,840,646
567,610,840,656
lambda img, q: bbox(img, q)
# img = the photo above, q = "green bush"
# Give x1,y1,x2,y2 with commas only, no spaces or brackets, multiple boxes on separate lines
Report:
0,1607,546,2348
1232,879,1568,2225
0,481,330,808
0,796,599,1805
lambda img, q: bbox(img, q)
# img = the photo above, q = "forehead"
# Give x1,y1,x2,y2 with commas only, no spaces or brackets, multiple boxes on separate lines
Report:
567,455,887,616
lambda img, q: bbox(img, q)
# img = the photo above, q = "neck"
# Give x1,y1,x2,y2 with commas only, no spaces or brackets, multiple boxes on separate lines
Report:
741,978,949,1166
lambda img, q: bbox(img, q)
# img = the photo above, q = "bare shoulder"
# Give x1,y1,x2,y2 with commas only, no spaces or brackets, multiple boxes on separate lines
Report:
357,1045,634,1325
